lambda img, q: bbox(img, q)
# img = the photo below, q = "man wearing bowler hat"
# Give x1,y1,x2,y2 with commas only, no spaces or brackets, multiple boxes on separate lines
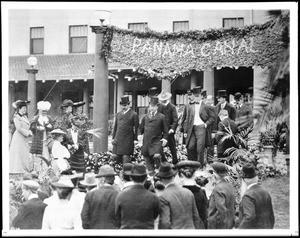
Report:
157,90,179,165
234,92,253,132
81,165,120,229
115,163,160,229
214,90,236,131
157,162,203,229
207,162,236,229
238,163,275,229
112,95,139,165
11,180,47,229
140,96,169,175
180,86,215,168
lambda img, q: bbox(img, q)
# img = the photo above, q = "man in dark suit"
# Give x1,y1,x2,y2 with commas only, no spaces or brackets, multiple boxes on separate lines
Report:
112,95,139,165
234,92,253,132
140,96,169,175
12,180,47,229
115,164,160,229
81,165,120,229
214,90,236,131
64,115,89,172
238,163,275,229
157,90,179,165
207,162,236,229
215,110,238,158
180,86,215,168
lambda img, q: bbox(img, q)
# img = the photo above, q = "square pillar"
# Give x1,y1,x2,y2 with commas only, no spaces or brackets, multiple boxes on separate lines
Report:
203,69,215,97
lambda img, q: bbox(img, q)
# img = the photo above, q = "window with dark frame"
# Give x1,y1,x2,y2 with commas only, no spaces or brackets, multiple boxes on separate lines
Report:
30,27,44,54
128,22,148,31
173,21,189,32
69,25,88,53
223,18,244,28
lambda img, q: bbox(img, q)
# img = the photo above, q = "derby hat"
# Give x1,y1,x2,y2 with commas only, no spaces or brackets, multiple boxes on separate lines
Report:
52,176,74,188
22,180,40,191
201,90,207,98
158,90,172,101
242,163,258,179
149,96,159,106
157,162,177,178
37,101,51,111
234,92,242,101
73,101,85,107
50,129,66,135
192,86,202,95
211,162,228,176
148,87,158,96
176,160,201,169
217,90,227,98
61,99,74,108
119,95,131,105
123,163,134,175
96,164,117,178
129,163,148,177
12,100,30,109
80,172,98,186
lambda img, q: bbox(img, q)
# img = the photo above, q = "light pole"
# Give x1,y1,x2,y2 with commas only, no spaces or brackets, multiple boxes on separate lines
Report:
26,56,38,119
91,10,111,153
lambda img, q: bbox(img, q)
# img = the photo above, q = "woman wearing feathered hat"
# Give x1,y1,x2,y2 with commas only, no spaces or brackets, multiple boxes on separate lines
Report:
29,101,53,172
9,100,33,173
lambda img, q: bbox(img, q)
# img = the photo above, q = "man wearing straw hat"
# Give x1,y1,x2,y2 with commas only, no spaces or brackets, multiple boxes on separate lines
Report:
158,90,179,165
112,95,139,165
81,165,120,229
115,163,160,229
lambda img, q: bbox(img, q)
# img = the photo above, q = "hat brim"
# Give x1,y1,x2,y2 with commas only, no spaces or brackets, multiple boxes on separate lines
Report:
80,181,98,186
156,170,177,178
176,161,201,169
95,172,117,178
73,102,85,107
129,172,149,177
120,101,131,105
51,182,74,188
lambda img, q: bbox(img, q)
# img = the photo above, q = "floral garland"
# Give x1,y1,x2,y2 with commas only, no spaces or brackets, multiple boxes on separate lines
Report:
98,18,286,80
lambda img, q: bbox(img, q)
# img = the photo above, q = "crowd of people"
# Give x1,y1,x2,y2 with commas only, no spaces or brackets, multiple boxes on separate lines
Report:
9,86,274,230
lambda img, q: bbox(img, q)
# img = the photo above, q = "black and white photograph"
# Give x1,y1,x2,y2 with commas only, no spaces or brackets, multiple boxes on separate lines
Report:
2,1,298,236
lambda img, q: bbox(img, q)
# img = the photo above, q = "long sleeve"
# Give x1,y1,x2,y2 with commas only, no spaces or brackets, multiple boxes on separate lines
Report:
158,197,171,229
14,117,31,137
11,205,25,228
161,115,169,140
41,207,51,229
192,198,204,229
180,104,188,133
81,196,91,229
238,195,256,229
133,112,139,140
112,116,117,139
51,141,70,159
170,105,179,131
208,190,228,229
139,116,145,135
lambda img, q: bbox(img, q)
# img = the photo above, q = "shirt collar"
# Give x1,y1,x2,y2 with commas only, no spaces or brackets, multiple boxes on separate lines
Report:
247,182,258,190
28,194,39,200
165,181,176,188
123,108,130,114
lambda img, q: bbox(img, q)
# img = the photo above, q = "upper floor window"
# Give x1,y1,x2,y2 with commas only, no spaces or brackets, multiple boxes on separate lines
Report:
128,22,148,31
30,27,44,54
173,21,189,32
69,25,88,53
223,18,244,28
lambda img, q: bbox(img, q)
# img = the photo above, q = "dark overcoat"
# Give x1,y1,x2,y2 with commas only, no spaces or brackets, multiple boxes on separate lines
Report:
238,184,275,229
235,103,253,131
140,112,168,157
181,102,215,148
112,109,139,155
12,198,47,229
30,115,53,154
157,102,178,131
207,178,236,229
214,102,236,131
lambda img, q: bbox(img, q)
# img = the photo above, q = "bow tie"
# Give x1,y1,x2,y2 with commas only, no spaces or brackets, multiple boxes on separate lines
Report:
190,102,200,105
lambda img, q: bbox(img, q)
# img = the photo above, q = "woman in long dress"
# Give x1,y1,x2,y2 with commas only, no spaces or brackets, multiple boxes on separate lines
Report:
9,100,33,174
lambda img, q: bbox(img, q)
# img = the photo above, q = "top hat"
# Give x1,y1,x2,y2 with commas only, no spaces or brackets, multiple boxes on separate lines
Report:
157,162,177,178
123,163,134,175
201,90,207,98
22,180,40,191
61,99,74,108
12,100,30,109
52,176,74,188
192,86,202,95
119,95,131,105
129,164,148,177
50,129,66,135
73,101,85,107
234,92,242,101
37,101,51,111
148,87,158,96
212,162,228,176
158,90,172,101
80,172,98,186
187,89,193,96
176,160,201,169
149,96,159,106
242,163,258,179
96,165,117,178
217,90,227,98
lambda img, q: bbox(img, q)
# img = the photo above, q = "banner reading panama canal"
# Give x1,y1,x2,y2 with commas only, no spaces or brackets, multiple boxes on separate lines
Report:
101,20,286,80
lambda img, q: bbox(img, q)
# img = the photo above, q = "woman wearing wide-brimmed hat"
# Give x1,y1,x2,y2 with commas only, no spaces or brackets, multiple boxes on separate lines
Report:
9,100,33,173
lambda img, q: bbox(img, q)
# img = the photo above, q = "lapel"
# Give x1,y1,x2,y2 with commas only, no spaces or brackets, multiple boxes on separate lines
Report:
18,115,30,125
199,101,205,116
189,103,195,122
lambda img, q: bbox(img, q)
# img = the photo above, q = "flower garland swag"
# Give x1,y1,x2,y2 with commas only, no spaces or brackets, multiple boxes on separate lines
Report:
98,18,286,80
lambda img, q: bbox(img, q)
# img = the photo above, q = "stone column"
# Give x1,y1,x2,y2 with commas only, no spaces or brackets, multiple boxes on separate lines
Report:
117,72,125,112
161,79,171,92
203,69,215,97
190,72,197,88
83,83,89,116
91,26,109,153
26,68,38,119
